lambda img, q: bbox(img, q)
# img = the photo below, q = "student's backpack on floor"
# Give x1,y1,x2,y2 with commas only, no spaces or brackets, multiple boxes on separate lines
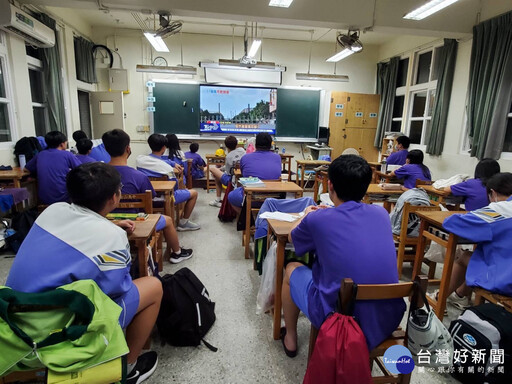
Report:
449,303,512,384
218,182,237,222
157,268,217,351
13,137,42,163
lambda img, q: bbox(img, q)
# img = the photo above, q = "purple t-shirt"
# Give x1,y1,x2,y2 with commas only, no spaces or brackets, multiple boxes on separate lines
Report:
394,163,431,189
450,178,488,211
25,149,81,204
291,202,406,350
184,151,206,179
386,149,408,166
113,165,156,198
90,143,111,163
240,150,281,180
76,154,97,164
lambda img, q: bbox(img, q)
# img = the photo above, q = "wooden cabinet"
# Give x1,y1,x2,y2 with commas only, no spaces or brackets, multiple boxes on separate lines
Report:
329,92,380,161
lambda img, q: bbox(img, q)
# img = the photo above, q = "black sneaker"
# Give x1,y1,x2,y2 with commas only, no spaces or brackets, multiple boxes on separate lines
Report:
126,351,158,384
170,247,193,264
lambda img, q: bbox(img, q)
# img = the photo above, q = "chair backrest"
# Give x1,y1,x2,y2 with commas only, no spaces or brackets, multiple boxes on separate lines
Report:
118,191,153,214
398,202,440,241
148,175,168,181
415,179,433,187
341,148,359,156
339,275,428,316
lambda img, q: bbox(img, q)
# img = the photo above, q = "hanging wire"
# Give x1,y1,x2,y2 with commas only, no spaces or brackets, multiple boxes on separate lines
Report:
260,26,265,61
231,25,235,60
333,31,338,75
307,30,314,74
180,31,184,66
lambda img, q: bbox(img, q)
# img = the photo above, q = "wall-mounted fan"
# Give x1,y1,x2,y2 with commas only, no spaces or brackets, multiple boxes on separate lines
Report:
155,12,182,39
337,30,363,53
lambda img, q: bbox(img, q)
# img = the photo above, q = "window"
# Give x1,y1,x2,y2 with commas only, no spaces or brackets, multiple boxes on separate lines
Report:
27,47,49,136
391,58,409,133
0,33,14,143
504,102,512,153
77,90,92,138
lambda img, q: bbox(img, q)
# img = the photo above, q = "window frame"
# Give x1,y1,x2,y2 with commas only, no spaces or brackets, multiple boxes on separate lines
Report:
0,32,17,147
27,51,50,136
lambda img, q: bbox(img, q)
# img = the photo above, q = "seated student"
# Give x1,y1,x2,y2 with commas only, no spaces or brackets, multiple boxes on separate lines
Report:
227,132,282,212
209,135,246,207
386,135,410,166
443,172,512,306
281,155,405,356
389,149,431,189
444,158,500,211
185,143,206,179
103,129,194,263
71,130,111,163
75,138,97,164
25,131,81,204
69,130,87,154
6,162,161,383
136,134,200,232
165,134,188,184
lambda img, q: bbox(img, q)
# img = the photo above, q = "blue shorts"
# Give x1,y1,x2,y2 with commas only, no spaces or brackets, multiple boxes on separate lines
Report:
116,283,140,328
155,215,166,231
290,266,313,319
221,173,231,186
174,189,191,204
227,187,244,207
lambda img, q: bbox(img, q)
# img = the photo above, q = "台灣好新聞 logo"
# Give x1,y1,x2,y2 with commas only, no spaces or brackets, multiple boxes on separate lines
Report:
383,345,415,374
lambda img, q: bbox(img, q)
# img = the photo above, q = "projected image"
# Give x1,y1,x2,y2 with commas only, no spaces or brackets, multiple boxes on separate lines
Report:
200,86,277,135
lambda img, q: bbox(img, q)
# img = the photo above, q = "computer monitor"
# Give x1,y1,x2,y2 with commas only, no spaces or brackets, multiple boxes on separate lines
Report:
318,126,329,145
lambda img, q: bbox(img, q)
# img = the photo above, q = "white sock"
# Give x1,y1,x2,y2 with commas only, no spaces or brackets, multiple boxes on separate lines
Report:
179,218,189,226
127,361,136,374
216,197,222,202
173,248,181,255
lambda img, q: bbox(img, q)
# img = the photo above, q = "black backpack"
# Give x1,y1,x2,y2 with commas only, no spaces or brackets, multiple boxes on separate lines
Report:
449,303,512,383
157,268,217,351
14,137,42,163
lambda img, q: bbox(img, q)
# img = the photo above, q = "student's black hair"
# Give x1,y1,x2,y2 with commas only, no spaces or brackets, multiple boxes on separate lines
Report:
255,132,272,151
407,149,430,179
189,143,199,153
102,129,130,157
67,162,122,213
147,133,167,152
475,158,500,184
397,135,411,149
224,135,238,151
166,134,183,159
328,154,372,202
76,138,93,155
486,172,512,197
72,130,88,142
44,131,68,149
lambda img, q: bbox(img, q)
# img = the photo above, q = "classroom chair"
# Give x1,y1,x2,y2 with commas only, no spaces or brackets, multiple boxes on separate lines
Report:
473,288,512,313
308,275,428,384
148,175,183,227
118,190,163,272
394,202,440,279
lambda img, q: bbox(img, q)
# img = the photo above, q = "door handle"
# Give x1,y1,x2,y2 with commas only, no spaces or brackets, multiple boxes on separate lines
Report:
343,134,347,139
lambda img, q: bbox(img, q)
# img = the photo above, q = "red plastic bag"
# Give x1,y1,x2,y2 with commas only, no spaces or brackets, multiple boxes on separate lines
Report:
218,182,237,222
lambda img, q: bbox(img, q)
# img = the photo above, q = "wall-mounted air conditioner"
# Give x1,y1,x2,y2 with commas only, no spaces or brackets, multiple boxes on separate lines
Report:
0,2,55,48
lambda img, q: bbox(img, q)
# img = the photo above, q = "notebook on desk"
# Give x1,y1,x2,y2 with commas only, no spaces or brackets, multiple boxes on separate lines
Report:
239,177,265,187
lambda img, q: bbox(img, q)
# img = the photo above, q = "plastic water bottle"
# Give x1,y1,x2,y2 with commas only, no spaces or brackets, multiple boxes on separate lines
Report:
381,158,387,174
19,154,26,169
282,147,286,154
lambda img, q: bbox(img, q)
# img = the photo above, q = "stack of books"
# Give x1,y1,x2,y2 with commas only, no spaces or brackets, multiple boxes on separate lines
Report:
239,177,265,187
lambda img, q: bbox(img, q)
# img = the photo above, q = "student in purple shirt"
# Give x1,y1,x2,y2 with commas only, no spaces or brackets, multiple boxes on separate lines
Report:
185,143,206,179
72,130,111,163
75,138,97,165
25,131,81,204
444,158,500,211
103,129,193,264
386,135,410,166
281,155,405,357
390,149,431,189
228,132,282,211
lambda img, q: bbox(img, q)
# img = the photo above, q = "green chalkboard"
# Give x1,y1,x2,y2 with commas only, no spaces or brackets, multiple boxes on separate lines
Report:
153,83,200,135
276,89,320,139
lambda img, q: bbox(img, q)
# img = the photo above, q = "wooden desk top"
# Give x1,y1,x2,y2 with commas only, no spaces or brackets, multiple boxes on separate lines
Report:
368,161,382,167
243,180,303,193
296,160,331,165
128,214,160,241
420,184,452,197
0,167,30,178
416,210,466,227
206,154,225,159
280,153,294,158
151,180,176,191
267,217,299,237
366,184,404,195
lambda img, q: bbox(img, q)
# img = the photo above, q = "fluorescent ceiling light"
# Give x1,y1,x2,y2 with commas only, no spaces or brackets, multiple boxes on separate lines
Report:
326,49,354,62
296,73,349,82
144,32,169,52
248,39,262,58
200,61,286,72
403,0,459,20
269,0,293,8
136,64,196,75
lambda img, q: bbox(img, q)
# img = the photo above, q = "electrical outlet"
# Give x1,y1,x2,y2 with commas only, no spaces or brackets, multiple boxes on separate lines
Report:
143,125,150,132
136,125,145,132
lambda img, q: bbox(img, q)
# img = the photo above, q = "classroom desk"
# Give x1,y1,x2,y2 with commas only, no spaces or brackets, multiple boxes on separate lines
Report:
313,170,328,202
234,168,242,184
368,161,382,184
419,184,462,209
295,160,330,189
128,214,160,277
411,210,472,321
373,170,398,184
363,184,404,212
150,180,176,219
206,154,225,193
266,216,299,340
243,181,303,259
0,167,30,188
280,153,294,181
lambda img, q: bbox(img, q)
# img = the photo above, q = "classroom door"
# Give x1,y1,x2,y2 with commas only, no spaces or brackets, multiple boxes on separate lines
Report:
90,91,125,139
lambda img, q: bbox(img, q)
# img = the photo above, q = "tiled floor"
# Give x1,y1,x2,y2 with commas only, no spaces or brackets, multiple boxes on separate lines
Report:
0,189,461,383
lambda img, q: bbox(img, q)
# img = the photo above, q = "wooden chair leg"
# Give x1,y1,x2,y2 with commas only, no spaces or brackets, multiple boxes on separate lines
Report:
427,261,436,280
474,292,484,306
397,242,406,279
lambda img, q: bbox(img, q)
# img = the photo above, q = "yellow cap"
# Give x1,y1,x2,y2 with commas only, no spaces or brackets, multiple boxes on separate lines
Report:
215,148,225,157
